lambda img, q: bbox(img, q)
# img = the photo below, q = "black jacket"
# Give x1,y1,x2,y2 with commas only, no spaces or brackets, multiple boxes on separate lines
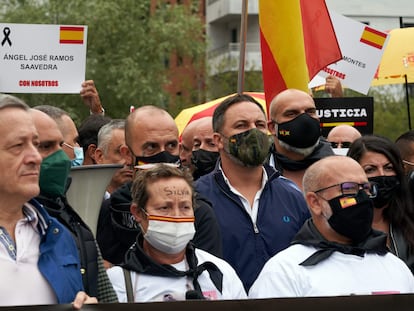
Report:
390,224,414,274
36,195,99,297
267,138,334,173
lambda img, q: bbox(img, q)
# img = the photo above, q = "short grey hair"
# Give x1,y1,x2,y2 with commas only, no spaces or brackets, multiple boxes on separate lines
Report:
0,95,29,111
33,105,68,120
33,105,69,134
97,119,125,155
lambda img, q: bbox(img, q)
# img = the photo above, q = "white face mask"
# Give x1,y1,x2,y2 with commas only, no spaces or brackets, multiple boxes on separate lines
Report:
142,214,196,254
332,148,349,156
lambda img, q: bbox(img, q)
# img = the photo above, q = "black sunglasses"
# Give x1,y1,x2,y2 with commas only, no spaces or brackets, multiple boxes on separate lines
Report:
330,141,352,148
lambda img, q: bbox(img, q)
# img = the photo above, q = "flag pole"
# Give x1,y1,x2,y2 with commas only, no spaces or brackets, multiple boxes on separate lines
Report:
237,0,248,94
405,74,412,130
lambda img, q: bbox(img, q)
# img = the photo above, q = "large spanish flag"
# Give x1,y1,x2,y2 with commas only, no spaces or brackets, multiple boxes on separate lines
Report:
259,0,342,112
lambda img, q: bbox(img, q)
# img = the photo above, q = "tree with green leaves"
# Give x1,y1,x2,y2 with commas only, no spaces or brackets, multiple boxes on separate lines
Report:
0,0,206,123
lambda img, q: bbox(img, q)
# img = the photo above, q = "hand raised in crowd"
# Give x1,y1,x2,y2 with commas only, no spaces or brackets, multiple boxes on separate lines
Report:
324,75,343,98
80,80,105,115
72,291,98,310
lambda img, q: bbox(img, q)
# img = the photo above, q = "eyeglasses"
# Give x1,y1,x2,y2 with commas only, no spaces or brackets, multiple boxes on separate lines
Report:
314,181,377,199
330,141,352,148
63,142,75,149
403,160,414,167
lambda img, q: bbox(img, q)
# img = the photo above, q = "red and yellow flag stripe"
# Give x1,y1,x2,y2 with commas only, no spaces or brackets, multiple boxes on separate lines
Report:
60,26,84,44
360,26,387,50
147,215,195,223
259,0,342,114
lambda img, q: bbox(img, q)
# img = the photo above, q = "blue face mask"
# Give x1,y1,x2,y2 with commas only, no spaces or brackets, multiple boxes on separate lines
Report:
64,142,84,167
72,146,84,166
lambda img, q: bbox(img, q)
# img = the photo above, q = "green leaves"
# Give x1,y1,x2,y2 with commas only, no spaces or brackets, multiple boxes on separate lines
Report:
0,0,205,123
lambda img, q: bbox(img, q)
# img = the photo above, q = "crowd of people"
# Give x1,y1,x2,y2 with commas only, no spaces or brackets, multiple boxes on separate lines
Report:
2,76,414,307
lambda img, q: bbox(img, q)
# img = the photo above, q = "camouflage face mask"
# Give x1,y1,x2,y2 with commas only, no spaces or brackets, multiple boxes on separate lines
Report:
226,128,270,167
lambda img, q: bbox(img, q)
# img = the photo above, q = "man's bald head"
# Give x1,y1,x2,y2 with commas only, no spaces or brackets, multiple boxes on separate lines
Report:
303,155,366,194
180,117,216,168
269,89,316,121
125,105,179,159
327,125,361,147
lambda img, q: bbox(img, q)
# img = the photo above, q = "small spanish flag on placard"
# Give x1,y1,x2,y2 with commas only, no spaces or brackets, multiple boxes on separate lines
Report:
59,26,84,44
339,197,357,209
360,26,387,50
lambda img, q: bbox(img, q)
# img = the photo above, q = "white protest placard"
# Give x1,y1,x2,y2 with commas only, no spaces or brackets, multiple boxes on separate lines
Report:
309,11,389,94
0,23,87,93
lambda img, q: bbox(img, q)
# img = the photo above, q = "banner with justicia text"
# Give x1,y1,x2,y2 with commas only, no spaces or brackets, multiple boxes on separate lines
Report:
0,23,87,93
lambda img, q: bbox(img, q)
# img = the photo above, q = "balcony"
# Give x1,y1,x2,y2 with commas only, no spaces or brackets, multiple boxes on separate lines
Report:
206,0,258,24
207,42,262,75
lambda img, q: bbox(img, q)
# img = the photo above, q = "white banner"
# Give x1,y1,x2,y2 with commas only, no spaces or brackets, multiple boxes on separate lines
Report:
0,23,87,93
309,11,389,94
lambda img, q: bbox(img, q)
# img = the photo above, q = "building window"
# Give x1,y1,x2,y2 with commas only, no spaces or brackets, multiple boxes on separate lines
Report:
231,28,238,43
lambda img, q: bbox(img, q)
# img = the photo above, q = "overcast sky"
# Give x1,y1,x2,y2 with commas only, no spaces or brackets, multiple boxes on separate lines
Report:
326,0,414,17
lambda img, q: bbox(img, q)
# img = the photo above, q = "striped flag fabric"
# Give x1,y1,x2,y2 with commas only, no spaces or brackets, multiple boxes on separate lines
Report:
259,0,342,112
360,26,387,50
59,26,84,44
339,197,357,208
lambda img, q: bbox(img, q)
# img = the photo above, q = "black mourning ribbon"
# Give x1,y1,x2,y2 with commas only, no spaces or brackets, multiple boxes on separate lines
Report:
1,27,12,46
291,219,388,266
122,234,223,299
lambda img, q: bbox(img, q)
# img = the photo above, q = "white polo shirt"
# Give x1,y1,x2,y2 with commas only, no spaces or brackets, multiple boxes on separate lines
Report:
0,203,57,306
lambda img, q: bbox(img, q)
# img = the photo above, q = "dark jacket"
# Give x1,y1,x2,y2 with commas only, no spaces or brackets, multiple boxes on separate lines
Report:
390,224,414,274
267,138,334,173
97,181,223,265
36,194,118,302
291,219,388,266
195,162,310,291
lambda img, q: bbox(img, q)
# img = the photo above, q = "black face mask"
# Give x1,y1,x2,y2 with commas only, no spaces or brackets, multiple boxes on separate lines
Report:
327,190,374,244
368,175,400,209
276,113,321,148
135,151,180,166
191,149,219,179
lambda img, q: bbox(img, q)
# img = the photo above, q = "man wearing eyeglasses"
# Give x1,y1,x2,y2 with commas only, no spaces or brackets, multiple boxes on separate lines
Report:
249,156,414,298
327,124,362,156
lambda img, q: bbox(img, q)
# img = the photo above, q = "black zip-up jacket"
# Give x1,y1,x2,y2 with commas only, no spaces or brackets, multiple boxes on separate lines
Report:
36,195,103,299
